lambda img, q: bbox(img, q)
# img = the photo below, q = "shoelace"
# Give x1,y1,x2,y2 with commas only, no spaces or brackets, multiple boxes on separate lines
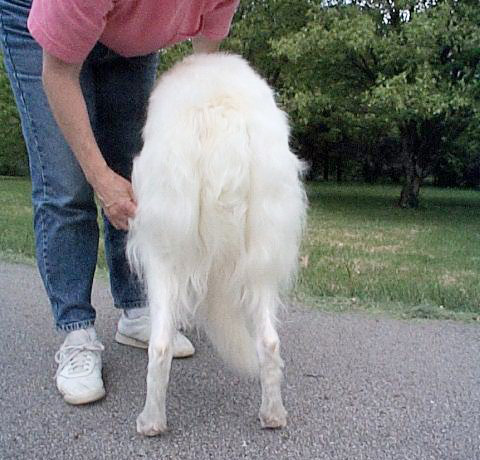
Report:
54,341,105,379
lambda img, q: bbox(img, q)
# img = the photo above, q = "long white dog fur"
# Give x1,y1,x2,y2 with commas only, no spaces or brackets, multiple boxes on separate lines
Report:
127,53,307,436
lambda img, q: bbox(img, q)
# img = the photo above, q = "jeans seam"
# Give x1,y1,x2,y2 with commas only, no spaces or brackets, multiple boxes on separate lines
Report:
1,11,53,301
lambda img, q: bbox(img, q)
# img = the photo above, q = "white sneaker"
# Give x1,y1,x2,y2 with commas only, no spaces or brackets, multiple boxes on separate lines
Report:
55,328,105,405
115,311,195,358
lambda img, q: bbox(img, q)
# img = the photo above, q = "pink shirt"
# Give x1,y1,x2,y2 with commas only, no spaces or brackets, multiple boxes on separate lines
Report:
28,0,239,63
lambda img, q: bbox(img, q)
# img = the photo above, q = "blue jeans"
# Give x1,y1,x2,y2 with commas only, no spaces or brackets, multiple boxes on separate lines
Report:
0,0,158,331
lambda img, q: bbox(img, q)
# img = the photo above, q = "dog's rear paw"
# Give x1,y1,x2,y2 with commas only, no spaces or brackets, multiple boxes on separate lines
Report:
137,411,168,436
259,406,287,429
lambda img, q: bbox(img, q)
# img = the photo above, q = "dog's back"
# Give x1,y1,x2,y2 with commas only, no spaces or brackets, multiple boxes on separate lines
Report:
128,53,306,374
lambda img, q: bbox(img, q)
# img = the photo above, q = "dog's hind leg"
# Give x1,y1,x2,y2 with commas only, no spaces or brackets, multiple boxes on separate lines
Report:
252,289,287,429
136,274,175,436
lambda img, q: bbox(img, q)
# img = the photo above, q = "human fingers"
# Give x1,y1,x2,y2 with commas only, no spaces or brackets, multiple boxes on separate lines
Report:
104,198,136,230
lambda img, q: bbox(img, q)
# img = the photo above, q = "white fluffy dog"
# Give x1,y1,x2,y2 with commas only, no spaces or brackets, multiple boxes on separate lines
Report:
127,53,306,436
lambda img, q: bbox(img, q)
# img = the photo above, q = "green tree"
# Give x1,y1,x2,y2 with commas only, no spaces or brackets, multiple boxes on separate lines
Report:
272,4,383,180
272,0,479,206
366,0,479,206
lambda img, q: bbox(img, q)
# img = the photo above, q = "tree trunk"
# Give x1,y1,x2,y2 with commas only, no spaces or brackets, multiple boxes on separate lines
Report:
336,155,343,183
399,169,421,208
323,152,330,181
399,126,422,208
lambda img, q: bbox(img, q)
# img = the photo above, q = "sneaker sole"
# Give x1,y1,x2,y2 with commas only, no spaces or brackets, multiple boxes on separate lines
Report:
115,331,195,358
61,387,106,405
115,331,148,349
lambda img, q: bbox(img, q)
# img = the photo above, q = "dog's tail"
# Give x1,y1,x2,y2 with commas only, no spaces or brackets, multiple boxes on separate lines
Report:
191,99,259,376
198,274,259,376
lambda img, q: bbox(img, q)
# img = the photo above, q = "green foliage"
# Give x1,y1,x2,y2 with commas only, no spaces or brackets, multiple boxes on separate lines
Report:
272,5,379,134
0,2,478,188
156,41,192,75
270,0,479,199
226,0,313,81
0,55,28,176
365,1,476,125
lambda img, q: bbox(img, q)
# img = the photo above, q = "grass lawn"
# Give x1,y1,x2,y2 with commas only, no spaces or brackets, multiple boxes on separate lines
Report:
1,176,479,320
296,182,480,320
0,177,35,264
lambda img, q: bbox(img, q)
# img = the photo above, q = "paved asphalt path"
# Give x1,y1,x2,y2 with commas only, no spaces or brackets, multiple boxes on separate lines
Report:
0,262,479,460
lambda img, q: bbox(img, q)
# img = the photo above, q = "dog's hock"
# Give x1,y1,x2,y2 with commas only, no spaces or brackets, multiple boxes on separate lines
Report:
261,336,279,355
148,339,171,361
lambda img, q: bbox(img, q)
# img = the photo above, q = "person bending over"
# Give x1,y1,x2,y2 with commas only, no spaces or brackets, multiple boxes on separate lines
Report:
0,0,239,405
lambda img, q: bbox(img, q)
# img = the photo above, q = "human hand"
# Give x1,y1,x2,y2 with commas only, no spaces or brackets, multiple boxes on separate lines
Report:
93,168,137,231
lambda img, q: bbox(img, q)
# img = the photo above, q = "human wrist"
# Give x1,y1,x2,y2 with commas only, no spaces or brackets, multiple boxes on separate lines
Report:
84,161,110,191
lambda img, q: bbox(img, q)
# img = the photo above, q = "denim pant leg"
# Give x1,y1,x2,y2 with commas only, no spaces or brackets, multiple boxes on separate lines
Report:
88,49,159,310
0,0,99,331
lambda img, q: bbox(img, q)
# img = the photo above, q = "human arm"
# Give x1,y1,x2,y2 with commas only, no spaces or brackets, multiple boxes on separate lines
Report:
191,0,240,53
42,50,135,231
